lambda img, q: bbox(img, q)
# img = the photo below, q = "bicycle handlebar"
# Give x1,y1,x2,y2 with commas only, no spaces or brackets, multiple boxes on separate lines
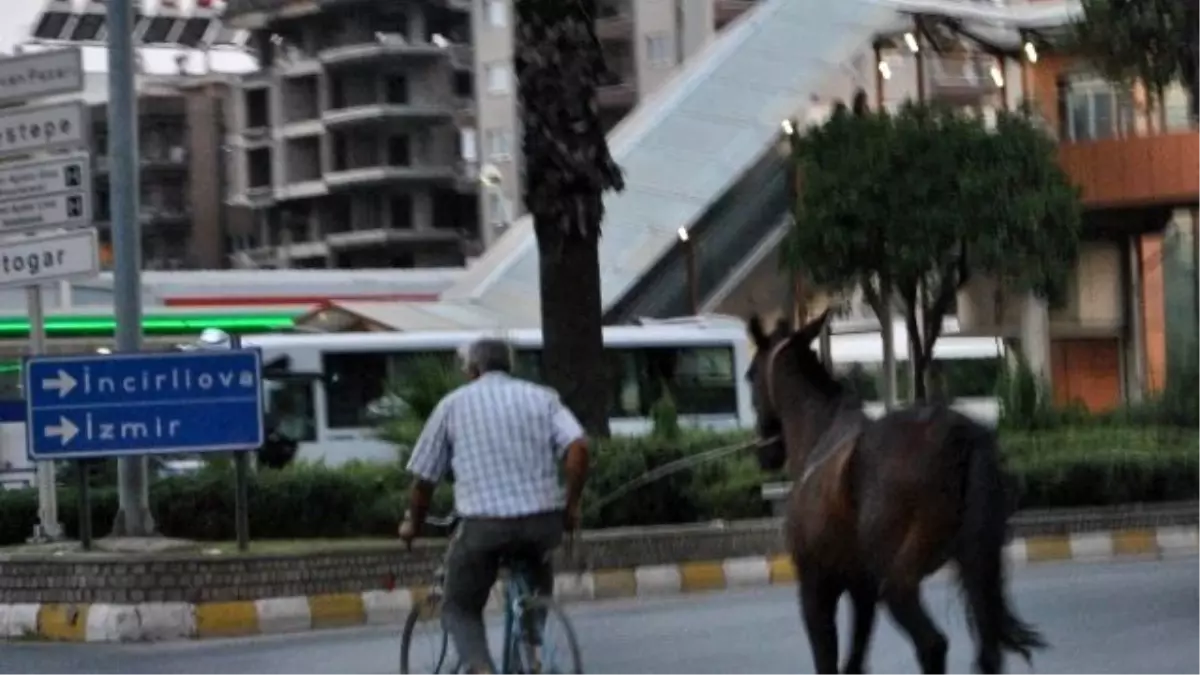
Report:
423,512,460,529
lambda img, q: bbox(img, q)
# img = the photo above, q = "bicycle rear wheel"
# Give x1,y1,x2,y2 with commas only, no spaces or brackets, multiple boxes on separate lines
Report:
400,594,460,674
510,596,583,674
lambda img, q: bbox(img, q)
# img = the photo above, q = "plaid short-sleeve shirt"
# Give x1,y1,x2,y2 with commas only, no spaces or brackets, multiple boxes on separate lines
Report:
406,372,585,518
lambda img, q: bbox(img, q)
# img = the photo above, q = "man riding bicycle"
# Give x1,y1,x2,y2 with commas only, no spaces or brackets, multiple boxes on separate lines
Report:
399,338,591,675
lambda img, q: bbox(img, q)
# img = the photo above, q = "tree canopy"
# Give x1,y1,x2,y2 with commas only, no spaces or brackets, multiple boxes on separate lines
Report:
1071,0,1198,120
782,101,1082,400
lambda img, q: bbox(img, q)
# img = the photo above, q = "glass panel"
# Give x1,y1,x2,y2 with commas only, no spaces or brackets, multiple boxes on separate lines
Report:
835,362,881,402
1091,91,1115,139
937,357,1002,399
323,352,388,428
669,346,737,415
1067,92,1092,141
1163,83,1191,131
265,380,317,442
607,349,643,417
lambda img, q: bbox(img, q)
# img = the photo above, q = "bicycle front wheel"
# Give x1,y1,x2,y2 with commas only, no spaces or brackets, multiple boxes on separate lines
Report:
400,594,460,674
511,596,584,674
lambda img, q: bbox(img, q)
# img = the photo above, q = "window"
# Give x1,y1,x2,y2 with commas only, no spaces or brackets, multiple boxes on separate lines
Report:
460,128,478,162
607,345,738,417
485,62,510,94
838,355,1002,405
1163,83,1192,132
486,191,507,224
265,380,317,442
1062,77,1133,141
485,129,513,159
324,352,389,428
645,33,672,68
485,0,508,28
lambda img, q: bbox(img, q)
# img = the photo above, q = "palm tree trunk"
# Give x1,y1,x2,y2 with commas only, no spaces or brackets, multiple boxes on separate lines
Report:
514,0,624,437
538,226,609,435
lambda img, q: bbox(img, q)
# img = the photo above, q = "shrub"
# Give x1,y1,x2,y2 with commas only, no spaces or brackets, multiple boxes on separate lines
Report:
0,426,1192,546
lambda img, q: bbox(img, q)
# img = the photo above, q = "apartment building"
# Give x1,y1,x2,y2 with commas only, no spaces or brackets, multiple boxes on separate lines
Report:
471,0,758,245
221,0,480,270
13,0,256,270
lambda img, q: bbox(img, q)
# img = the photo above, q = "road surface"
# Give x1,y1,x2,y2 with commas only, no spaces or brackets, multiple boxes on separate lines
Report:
2,558,1196,674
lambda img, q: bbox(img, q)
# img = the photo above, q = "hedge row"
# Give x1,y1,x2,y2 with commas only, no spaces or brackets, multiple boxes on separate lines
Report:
0,426,1194,546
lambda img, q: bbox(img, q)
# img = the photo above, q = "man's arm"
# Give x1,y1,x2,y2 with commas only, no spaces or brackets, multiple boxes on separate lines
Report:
403,398,453,538
550,398,589,529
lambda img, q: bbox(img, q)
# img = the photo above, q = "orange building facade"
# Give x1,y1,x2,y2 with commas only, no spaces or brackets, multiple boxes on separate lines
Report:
1027,52,1197,410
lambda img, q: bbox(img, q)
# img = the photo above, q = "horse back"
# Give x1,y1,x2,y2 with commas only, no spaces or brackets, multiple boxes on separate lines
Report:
853,405,979,585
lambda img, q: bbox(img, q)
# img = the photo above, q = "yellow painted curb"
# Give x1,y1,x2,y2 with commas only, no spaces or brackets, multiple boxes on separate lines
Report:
37,604,88,642
768,554,796,584
1112,529,1159,557
196,601,259,638
308,593,366,629
592,568,638,599
1025,535,1072,562
680,561,727,592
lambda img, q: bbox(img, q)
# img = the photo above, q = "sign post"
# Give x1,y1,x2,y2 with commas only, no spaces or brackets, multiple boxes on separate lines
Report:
24,350,265,458
0,46,90,543
25,349,265,549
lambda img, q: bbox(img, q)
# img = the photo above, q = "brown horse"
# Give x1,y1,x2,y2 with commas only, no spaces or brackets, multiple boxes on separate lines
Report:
746,310,1046,674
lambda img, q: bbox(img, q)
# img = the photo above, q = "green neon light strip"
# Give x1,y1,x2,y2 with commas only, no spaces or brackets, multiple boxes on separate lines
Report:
0,313,298,338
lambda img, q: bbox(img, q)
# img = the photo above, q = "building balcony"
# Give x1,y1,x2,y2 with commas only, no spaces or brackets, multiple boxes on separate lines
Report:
929,54,1002,105
93,149,189,175
319,35,448,68
275,178,327,202
595,1,633,41
597,80,637,110
1058,131,1199,209
324,164,459,189
321,102,455,129
325,227,463,251
715,0,756,28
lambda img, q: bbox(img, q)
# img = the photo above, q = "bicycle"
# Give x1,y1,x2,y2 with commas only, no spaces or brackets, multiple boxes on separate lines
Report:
399,512,584,674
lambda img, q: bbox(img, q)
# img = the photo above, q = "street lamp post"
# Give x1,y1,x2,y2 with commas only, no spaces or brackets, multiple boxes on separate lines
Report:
678,227,699,315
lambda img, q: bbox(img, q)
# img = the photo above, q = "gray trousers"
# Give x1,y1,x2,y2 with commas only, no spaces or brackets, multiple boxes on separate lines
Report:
442,510,564,672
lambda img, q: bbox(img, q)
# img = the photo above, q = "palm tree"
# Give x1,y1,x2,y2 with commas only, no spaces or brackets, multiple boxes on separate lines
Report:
513,0,625,436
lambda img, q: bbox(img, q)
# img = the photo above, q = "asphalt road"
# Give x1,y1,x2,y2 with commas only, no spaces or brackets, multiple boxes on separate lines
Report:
2,558,1196,674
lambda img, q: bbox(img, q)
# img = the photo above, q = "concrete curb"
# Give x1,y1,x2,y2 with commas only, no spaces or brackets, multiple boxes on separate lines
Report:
1,526,1195,644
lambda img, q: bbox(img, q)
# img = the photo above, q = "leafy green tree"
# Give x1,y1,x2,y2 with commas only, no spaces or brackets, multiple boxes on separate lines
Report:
1071,0,1198,122
514,0,625,436
783,101,1082,401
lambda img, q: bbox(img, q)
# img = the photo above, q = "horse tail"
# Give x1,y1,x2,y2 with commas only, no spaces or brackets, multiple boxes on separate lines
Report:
953,419,1047,671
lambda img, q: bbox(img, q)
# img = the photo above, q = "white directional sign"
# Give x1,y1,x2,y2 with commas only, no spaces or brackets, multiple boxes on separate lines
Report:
0,101,87,159
0,228,99,290
0,191,90,234
0,48,84,106
0,152,89,204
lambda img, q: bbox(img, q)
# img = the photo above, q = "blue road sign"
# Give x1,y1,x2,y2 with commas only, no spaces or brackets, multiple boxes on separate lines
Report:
23,350,264,460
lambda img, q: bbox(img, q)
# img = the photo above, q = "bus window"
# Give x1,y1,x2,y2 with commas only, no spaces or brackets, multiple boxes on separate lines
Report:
938,357,1002,398
607,350,643,417
836,362,880,401
324,352,388,428
666,346,737,415
265,380,317,442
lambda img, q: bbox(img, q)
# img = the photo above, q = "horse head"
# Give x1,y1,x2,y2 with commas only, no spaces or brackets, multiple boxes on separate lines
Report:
745,309,840,472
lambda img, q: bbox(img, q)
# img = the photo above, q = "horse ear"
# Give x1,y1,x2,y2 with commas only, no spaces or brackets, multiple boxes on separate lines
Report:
796,308,831,345
748,315,768,347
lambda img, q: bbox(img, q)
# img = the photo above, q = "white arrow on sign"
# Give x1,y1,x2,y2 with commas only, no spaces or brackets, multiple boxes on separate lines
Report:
41,369,77,398
44,416,79,446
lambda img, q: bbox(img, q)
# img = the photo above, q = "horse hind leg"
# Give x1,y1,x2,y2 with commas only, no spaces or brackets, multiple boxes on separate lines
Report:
841,580,878,674
799,576,842,674
884,587,948,674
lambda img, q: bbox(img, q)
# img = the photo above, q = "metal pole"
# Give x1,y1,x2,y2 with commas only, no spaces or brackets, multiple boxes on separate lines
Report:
107,0,153,537
27,285,62,542
231,333,250,552
78,461,93,551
